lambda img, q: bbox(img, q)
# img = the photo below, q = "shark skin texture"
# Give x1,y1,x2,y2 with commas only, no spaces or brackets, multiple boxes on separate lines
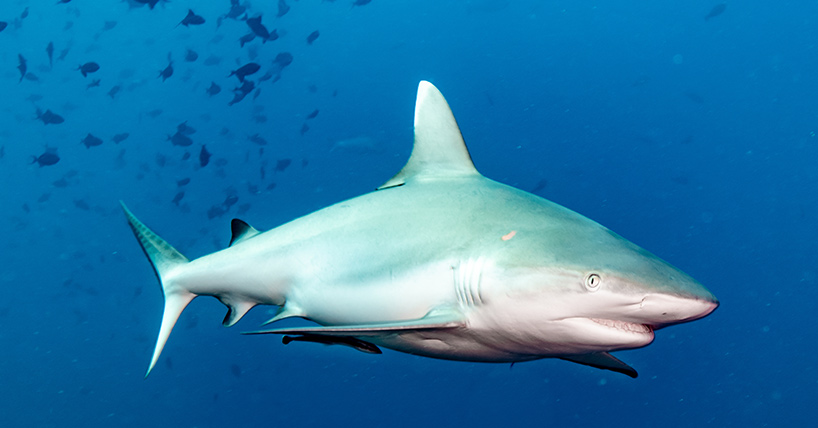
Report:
121,81,718,379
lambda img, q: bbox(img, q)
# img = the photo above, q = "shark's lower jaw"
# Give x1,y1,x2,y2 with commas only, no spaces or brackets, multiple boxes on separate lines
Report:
588,318,654,335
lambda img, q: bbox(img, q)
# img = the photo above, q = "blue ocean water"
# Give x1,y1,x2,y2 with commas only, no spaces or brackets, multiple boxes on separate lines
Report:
1,1,815,426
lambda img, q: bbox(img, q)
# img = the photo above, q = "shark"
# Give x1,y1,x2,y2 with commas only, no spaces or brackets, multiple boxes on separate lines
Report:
122,81,718,378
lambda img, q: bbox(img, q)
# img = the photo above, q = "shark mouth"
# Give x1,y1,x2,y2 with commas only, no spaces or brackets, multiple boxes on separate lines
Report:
588,318,653,335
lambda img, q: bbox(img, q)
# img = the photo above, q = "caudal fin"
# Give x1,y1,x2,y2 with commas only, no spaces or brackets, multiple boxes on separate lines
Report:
120,201,195,377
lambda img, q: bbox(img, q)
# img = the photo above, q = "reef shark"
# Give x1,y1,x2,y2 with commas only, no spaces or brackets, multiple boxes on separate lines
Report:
122,81,718,378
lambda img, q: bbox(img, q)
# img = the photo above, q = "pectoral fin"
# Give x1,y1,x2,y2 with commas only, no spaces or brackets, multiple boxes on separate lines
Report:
559,352,638,378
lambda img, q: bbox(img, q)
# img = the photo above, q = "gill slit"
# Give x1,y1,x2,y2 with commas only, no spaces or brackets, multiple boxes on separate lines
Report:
453,257,484,308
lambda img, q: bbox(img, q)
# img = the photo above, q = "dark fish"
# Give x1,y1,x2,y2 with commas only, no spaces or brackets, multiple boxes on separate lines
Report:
20,7,29,19
181,152,191,161
0,22,7,33
229,62,260,82
57,46,70,61
238,33,255,48
115,149,126,168
133,0,161,10
353,0,372,7
705,4,726,21
36,108,64,125
112,133,129,143
108,85,121,99
223,195,238,208
177,121,196,136
24,73,39,81
17,54,26,83
246,16,276,42
204,55,222,66
102,21,117,31
172,191,185,205
168,132,193,147
228,80,254,106
87,79,101,89
277,0,290,17
230,364,241,378
74,199,90,211
683,90,705,104
184,49,198,62
282,334,382,354
306,30,319,45
206,82,221,96
81,133,103,148
177,178,190,187
300,123,309,135
199,145,211,167
262,52,294,84
273,52,293,68
225,0,247,20
38,193,51,203
78,62,100,77
207,204,228,219
46,42,54,67
178,9,206,27
31,147,60,167
57,0,72,4
145,108,163,118
306,109,319,119
266,182,277,191
274,158,291,172
159,54,173,82
248,134,267,145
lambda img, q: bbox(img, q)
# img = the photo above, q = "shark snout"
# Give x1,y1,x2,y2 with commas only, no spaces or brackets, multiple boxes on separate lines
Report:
636,293,719,329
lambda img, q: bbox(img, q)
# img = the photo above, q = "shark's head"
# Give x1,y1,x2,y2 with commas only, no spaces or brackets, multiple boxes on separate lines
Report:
474,199,719,358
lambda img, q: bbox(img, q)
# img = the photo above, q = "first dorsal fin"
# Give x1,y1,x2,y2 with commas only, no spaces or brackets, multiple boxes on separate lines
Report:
378,81,480,190
229,218,261,246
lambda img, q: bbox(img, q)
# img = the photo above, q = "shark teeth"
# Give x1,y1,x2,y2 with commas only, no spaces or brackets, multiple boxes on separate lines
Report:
589,318,653,334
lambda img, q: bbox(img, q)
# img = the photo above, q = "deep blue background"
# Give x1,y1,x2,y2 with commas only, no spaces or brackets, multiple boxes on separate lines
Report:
1,1,816,427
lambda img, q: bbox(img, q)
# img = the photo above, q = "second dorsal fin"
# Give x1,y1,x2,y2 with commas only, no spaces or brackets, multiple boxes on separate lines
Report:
229,218,261,246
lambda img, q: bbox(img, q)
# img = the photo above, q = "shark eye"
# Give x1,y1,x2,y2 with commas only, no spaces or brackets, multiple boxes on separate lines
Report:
585,273,602,291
